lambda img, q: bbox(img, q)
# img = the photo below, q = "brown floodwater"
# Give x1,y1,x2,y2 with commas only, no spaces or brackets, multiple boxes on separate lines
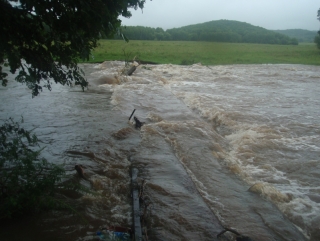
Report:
0,61,319,240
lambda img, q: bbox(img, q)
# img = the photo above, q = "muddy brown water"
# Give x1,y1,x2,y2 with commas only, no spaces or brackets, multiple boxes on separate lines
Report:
0,62,319,240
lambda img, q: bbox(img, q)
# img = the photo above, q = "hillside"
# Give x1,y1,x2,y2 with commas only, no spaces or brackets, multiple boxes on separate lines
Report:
166,20,298,45
272,29,318,43
118,20,299,45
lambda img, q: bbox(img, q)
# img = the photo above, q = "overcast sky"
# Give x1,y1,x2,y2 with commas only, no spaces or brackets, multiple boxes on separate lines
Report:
120,0,320,31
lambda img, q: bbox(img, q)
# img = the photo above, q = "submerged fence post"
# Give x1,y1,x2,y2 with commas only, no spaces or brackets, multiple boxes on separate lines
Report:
131,167,142,240
127,65,137,76
129,109,136,121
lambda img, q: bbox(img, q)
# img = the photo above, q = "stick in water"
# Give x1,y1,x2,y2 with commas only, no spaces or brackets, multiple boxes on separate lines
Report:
129,109,136,121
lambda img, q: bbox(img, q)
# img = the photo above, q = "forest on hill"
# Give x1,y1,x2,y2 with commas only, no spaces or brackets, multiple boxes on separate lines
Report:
115,20,299,45
272,29,318,43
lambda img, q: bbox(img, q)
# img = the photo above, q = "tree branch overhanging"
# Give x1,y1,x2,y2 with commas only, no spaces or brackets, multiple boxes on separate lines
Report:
0,0,146,96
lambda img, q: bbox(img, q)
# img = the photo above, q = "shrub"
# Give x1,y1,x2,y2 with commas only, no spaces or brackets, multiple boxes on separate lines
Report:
180,59,195,65
315,32,320,50
0,118,65,219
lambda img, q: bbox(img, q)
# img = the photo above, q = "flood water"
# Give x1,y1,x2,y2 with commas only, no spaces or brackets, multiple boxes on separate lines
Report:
0,62,319,240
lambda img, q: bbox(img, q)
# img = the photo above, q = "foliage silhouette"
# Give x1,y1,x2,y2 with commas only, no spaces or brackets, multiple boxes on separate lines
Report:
0,118,64,218
0,0,146,96
0,118,97,219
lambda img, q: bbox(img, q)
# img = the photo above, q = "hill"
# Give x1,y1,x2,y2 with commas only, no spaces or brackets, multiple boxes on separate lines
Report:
272,29,318,43
118,20,298,45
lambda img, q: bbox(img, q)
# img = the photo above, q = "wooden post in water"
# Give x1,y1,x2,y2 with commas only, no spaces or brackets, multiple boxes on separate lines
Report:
129,109,136,121
131,167,142,240
127,65,137,76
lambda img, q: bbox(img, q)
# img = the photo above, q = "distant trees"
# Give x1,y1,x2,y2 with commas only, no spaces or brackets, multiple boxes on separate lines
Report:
315,8,320,50
274,29,318,43
117,26,171,40
117,20,298,45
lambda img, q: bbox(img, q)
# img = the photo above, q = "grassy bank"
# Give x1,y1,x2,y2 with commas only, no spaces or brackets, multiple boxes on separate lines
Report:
86,40,320,65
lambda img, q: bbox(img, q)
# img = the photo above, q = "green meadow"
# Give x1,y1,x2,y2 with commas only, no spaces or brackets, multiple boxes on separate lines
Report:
87,40,320,65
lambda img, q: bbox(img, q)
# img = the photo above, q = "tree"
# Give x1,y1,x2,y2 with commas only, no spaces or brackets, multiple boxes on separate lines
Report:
0,118,64,218
0,117,94,219
0,0,146,96
315,8,320,50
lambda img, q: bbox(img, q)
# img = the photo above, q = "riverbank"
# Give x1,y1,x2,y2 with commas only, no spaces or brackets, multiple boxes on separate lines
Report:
85,40,320,66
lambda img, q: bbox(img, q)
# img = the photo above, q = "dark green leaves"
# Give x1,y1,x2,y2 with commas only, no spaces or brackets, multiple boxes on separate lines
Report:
0,0,146,96
0,118,65,218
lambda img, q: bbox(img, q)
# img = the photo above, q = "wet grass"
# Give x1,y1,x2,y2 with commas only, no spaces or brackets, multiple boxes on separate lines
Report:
85,40,320,65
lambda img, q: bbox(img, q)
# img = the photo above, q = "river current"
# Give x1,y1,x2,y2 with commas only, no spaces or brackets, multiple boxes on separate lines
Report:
0,62,319,241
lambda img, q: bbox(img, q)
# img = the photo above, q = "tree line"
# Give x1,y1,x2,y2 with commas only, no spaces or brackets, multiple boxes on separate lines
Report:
273,29,318,43
114,20,299,45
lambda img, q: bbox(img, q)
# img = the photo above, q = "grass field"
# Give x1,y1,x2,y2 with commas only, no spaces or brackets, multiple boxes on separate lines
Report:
86,40,320,65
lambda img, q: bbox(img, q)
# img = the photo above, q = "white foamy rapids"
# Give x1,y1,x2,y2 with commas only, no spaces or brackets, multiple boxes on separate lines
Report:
221,122,320,237
141,63,320,239
5,61,314,240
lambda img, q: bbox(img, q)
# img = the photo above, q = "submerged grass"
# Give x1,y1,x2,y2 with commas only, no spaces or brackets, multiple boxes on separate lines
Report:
86,40,320,66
